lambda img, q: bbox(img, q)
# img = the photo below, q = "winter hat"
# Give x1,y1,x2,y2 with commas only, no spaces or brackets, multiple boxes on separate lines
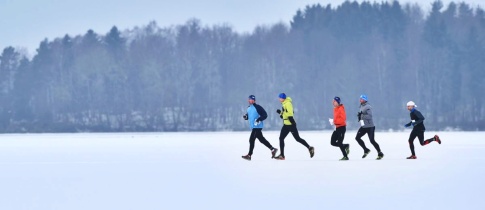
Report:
406,101,417,107
248,95,256,100
360,94,368,101
334,96,341,104
278,93,287,99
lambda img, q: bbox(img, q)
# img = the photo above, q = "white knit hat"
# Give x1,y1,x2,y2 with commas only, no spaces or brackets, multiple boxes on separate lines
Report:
406,101,417,107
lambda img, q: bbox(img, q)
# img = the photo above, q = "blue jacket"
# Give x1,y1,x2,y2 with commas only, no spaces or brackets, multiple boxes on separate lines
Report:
246,103,267,129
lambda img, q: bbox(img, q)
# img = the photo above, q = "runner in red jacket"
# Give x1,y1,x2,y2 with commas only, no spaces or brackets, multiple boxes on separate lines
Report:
329,97,350,160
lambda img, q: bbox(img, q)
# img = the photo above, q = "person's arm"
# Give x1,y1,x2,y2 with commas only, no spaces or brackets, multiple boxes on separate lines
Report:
276,108,283,119
414,110,425,125
286,102,296,125
254,104,267,122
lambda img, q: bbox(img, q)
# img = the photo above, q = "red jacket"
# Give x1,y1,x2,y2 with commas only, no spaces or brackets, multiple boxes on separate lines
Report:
333,104,347,128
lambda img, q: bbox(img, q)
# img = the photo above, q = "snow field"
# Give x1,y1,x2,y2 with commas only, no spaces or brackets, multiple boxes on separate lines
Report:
0,131,483,210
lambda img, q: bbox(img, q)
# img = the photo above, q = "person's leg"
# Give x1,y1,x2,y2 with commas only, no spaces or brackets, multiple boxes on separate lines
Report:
408,130,418,156
330,130,339,147
367,127,381,153
278,126,291,157
355,127,369,152
248,129,257,156
255,129,274,150
421,132,436,145
336,127,347,157
290,125,310,149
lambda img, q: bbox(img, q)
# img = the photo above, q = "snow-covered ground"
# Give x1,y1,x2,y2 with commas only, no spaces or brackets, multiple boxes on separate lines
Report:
0,131,483,210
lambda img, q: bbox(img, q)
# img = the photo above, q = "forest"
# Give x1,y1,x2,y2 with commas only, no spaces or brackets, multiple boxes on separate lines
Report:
0,0,484,132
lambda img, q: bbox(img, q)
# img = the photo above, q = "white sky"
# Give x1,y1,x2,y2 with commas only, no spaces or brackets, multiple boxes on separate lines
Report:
0,0,483,54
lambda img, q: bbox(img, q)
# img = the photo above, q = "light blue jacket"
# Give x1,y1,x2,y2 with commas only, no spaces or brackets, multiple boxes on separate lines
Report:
247,104,267,129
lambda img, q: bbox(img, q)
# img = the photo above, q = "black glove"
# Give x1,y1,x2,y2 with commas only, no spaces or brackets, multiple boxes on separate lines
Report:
255,118,261,123
276,109,281,114
279,115,283,119
357,111,362,122
243,114,248,120
288,116,296,126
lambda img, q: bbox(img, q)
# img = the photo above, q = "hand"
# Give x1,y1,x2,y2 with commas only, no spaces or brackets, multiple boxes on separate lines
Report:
243,114,248,120
404,123,411,128
357,112,362,121
359,120,365,126
276,109,281,114
254,120,261,126
412,122,417,126
328,118,334,126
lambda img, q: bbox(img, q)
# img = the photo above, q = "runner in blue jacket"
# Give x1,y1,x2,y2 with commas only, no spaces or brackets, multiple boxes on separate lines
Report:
242,95,278,161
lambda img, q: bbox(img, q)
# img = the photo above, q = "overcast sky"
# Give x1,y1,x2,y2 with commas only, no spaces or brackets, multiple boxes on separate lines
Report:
0,0,483,55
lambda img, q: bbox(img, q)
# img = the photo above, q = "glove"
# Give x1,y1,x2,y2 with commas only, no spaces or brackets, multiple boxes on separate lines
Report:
404,123,411,128
412,122,417,126
328,118,334,126
243,114,248,120
359,120,365,126
357,112,362,122
276,109,281,114
254,119,261,126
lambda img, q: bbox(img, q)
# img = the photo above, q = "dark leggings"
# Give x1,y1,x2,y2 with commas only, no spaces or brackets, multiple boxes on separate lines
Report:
279,125,310,157
355,127,381,153
408,129,434,156
248,128,274,156
331,126,348,157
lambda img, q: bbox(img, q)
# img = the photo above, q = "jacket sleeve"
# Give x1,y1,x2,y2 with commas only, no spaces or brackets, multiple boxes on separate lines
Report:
254,104,267,121
285,102,294,117
414,110,425,125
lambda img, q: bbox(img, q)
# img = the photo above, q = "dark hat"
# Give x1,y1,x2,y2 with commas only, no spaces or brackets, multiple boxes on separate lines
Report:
334,96,341,104
248,95,256,100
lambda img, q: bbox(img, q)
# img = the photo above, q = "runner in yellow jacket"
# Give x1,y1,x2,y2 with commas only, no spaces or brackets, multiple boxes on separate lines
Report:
274,93,314,160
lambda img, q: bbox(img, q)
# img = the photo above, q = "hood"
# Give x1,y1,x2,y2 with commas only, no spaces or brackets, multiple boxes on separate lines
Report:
282,97,292,104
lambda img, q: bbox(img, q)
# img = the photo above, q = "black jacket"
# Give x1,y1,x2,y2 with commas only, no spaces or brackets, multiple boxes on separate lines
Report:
409,109,426,131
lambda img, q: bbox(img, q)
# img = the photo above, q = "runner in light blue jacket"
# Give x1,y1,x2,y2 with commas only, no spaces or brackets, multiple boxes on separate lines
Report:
241,95,277,161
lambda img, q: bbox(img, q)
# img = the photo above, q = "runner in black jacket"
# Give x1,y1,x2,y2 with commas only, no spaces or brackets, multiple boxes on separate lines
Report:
404,101,442,159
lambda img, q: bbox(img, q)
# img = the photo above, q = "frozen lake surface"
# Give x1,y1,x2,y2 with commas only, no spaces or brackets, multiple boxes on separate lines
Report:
0,131,484,210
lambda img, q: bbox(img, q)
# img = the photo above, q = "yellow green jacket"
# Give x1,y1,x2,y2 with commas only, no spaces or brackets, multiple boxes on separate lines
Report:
279,97,295,125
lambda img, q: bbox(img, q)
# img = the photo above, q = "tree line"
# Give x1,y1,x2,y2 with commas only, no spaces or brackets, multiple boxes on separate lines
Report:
0,0,484,132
